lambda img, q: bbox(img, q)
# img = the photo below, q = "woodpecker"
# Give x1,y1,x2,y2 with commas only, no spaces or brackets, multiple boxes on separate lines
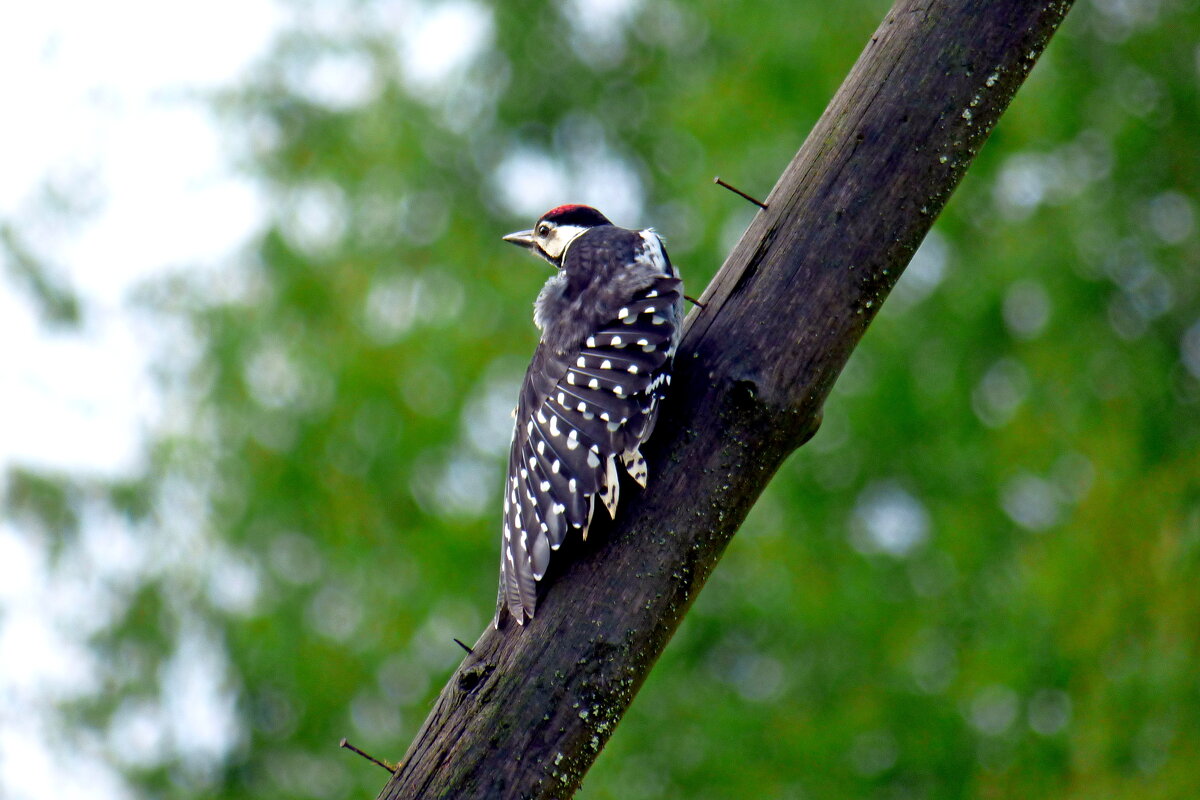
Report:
496,205,683,626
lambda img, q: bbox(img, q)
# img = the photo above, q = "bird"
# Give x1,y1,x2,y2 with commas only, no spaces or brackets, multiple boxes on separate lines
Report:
495,204,683,626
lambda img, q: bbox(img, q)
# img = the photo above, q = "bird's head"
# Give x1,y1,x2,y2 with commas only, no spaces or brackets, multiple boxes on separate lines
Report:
502,205,612,268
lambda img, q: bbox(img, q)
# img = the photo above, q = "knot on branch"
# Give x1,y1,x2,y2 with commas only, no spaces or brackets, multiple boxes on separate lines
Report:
457,660,496,694
722,374,822,457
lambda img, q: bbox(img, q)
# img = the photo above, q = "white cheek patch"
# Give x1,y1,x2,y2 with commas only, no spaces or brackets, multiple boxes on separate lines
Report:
543,224,589,260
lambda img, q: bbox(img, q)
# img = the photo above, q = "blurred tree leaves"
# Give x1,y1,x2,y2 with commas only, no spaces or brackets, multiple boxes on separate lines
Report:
1,223,82,327
6,0,1200,798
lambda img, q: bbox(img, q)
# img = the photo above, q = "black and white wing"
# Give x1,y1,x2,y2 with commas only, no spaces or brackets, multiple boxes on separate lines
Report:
499,275,683,625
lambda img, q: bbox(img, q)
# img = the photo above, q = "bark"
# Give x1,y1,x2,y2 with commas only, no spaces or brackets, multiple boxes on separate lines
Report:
378,1,1075,797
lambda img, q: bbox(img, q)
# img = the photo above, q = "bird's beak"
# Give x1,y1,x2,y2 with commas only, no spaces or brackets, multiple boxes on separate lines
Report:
502,229,536,249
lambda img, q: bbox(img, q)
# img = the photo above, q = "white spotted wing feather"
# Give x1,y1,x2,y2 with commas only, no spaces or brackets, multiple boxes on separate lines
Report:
499,273,682,625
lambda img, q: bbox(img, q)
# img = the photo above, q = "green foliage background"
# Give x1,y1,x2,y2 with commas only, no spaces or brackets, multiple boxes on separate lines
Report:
7,1,1200,798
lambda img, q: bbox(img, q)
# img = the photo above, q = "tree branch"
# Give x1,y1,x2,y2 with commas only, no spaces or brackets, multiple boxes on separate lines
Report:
378,1,1075,797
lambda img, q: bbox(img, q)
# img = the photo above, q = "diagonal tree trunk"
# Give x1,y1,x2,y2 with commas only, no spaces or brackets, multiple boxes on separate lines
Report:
378,1,1075,797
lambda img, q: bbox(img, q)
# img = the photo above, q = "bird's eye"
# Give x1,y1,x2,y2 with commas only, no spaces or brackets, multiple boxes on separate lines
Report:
536,224,551,237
